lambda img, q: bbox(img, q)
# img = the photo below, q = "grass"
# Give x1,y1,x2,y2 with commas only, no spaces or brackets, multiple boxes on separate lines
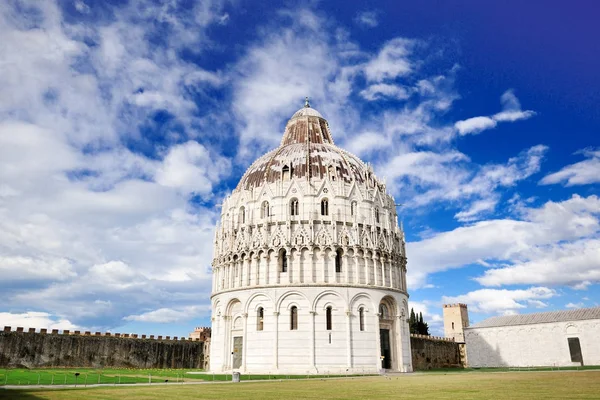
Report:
1,371,599,399
0,368,370,386
422,365,600,373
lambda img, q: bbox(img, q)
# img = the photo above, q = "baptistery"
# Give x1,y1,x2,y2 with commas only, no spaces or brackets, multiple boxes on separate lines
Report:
209,100,412,373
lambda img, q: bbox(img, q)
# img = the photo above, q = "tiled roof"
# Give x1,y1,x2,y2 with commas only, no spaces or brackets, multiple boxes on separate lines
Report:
467,306,600,329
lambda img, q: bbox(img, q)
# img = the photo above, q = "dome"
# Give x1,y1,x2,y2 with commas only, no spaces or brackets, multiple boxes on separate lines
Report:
236,103,385,192
290,105,324,119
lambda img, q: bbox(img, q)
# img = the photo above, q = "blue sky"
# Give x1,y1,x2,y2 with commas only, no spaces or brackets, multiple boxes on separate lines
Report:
0,0,598,337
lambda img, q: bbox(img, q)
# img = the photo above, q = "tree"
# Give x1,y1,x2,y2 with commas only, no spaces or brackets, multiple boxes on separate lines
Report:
409,308,418,334
409,309,430,335
417,312,430,335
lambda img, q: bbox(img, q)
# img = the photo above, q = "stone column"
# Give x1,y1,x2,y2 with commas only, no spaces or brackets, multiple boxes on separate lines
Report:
310,310,316,370
275,253,281,285
229,263,234,289
222,315,230,371
396,314,405,372
364,253,369,285
254,254,260,286
388,258,393,288
262,252,269,286
308,250,315,283
380,255,385,287
321,251,328,283
373,255,379,286
273,311,280,370
353,252,360,285
242,313,248,371
287,248,293,285
344,248,350,284
246,256,252,287
240,257,245,287
346,310,353,368
374,313,382,371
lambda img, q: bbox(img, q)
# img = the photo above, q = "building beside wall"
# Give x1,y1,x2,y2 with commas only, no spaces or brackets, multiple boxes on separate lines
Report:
464,306,600,367
443,303,469,343
209,100,412,374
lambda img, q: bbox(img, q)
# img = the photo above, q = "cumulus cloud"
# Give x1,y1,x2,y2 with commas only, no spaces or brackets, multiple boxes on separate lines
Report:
0,312,79,331
363,38,415,82
540,148,600,186
455,89,536,135
0,0,229,331
408,194,600,289
442,287,555,316
383,145,547,217
155,141,231,196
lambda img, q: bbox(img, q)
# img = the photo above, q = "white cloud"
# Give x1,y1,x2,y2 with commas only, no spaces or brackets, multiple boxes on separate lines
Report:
354,10,379,28
442,287,556,316
454,198,499,222
385,145,547,214
566,302,584,309
73,0,90,14
455,89,536,135
0,0,229,331
155,141,230,196
540,148,600,186
124,305,211,324
408,194,600,288
475,239,600,287
360,83,410,101
364,38,415,82
455,116,497,135
0,312,78,331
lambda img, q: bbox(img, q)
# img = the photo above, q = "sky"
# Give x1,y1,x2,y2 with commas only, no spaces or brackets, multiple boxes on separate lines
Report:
0,0,598,337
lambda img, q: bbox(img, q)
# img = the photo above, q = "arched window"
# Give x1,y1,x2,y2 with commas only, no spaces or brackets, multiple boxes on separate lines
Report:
239,207,245,224
328,165,336,181
359,307,365,331
280,249,287,273
290,198,299,216
257,307,264,331
335,249,343,273
321,198,329,216
379,304,389,319
261,201,270,218
351,201,357,217
326,306,332,331
282,165,291,181
290,306,298,330
452,322,454,330
375,208,380,223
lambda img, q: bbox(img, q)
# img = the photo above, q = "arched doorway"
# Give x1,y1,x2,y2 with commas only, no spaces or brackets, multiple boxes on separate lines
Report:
378,297,397,370
225,299,243,370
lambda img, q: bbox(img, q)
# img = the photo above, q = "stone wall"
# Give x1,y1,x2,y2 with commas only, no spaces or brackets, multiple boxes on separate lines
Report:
0,327,207,369
410,334,463,370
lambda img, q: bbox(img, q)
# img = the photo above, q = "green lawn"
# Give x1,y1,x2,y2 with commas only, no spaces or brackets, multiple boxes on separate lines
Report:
0,368,365,386
1,371,599,400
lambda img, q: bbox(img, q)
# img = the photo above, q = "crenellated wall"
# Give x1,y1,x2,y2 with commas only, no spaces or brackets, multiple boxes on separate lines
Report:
410,334,464,370
0,327,209,369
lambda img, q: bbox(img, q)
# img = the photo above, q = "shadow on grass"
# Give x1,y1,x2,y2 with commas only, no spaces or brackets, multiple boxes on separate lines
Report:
0,389,44,400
